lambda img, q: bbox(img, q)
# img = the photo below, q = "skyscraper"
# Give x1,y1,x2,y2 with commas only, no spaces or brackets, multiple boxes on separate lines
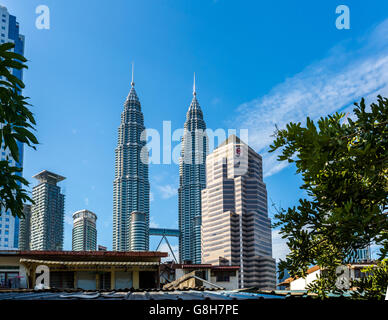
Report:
178,75,207,264
201,135,276,289
72,210,97,251
129,211,147,251
347,247,371,263
18,204,31,250
0,5,25,250
113,70,150,251
30,170,65,251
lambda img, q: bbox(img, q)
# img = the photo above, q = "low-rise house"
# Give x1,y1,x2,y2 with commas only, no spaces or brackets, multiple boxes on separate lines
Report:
0,250,167,290
161,263,239,290
278,262,377,291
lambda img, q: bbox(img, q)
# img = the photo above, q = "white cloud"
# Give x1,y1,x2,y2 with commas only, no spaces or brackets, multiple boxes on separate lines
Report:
158,243,179,262
64,213,73,226
157,184,178,199
235,19,388,177
370,243,382,260
150,191,155,202
84,197,89,206
149,216,159,228
211,97,221,105
272,229,289,262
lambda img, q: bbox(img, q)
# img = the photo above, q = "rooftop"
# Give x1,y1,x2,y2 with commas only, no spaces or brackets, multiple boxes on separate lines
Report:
32,170,66,184
161,263,240,271
0,289,308,300
278,262,378,286
0,250,168,261
215,134,256,154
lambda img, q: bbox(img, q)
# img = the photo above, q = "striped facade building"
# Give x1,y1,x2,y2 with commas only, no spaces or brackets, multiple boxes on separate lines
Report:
72,210,97,251
30,170,65,251
113,72,150,251
201,135,276,289
18,204,31,250
129,211,147,251
178,76,207,264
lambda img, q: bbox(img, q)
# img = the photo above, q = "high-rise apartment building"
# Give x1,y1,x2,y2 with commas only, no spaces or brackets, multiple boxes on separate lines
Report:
113,72,150,251
18,204,31,250
178,75,207,264
347,247,371,263
30,170,65,251
201,135,276,289
0,5,25,250
72,210,97,251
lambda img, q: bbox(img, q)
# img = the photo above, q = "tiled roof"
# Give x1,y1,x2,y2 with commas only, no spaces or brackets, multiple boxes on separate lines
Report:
19,259,160,266
0,250,167,259
172,264,213,269
278,265,321,286
211,266,240,271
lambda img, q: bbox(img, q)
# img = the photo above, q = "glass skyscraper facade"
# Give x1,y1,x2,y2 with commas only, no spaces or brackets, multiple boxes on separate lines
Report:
129,211,147,251
178,77,207,264
113,76,150,251
0,5,25,250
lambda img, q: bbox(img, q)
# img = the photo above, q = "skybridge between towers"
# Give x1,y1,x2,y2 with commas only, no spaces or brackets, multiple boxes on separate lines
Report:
149,228,180,263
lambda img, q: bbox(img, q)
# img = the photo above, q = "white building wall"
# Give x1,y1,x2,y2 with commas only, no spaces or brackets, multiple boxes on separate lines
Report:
210,275,239,290
290,270,321,290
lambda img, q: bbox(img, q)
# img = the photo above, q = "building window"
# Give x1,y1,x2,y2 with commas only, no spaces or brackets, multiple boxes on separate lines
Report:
215,271,231,282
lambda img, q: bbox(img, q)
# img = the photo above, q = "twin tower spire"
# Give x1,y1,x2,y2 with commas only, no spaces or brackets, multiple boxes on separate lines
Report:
130,63,197,96
131,63,135,87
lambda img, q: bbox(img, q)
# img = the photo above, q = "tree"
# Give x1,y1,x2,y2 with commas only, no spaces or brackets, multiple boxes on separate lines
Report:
269,96,388,298
0,42,38,218
351,258,388,300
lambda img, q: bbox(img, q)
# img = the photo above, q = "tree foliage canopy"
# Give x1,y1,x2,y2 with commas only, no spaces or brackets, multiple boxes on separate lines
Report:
0,42,38,218
269,96,388,297
351,258,388,300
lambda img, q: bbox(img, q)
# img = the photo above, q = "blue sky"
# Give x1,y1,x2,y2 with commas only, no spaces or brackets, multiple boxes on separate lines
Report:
3,0,388,260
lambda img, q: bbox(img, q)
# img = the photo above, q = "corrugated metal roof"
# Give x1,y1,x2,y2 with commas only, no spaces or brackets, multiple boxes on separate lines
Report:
0,289,289,300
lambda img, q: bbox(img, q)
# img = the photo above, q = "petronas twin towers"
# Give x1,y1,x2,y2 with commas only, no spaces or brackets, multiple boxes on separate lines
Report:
178,79,207,264
113,74,150,251
113,70,207,256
